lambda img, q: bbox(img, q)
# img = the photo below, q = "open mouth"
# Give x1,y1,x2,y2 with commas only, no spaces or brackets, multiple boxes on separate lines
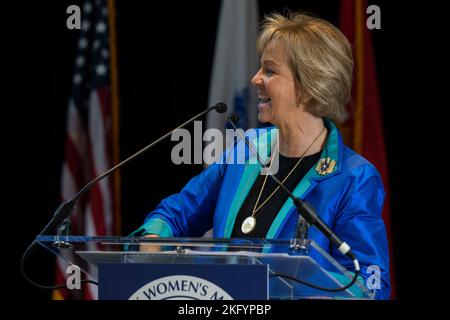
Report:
259,96,271,104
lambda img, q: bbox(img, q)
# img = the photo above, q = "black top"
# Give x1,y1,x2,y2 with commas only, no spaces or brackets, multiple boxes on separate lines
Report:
231,151,322,238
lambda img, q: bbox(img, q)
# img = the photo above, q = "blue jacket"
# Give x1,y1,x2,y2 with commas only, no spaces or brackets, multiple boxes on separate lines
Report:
132,119,390,299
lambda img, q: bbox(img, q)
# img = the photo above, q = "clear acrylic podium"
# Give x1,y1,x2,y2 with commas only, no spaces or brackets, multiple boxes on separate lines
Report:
36,235,373,300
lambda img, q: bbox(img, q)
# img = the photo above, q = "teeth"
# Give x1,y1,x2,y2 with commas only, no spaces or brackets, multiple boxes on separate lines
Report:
257,94,271,103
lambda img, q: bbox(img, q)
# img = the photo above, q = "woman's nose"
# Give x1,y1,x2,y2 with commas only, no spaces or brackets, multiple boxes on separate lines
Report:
251,68,263,87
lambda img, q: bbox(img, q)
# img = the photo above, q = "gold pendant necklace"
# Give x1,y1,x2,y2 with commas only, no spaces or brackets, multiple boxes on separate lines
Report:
241,216,257,234
241,126,325,235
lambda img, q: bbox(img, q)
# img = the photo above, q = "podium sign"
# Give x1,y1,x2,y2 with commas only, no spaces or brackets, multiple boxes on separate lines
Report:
99,263,268,300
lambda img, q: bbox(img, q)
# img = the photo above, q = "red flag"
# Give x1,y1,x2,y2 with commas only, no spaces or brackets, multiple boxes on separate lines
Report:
53,0,120,300
340,0,396,298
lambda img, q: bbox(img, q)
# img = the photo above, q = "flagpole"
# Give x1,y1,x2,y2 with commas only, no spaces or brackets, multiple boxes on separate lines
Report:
353,0,365,154
107,0,121,236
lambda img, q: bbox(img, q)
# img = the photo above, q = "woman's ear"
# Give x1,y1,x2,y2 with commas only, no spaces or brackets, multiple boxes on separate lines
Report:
295,85,310,108
292,67,305,107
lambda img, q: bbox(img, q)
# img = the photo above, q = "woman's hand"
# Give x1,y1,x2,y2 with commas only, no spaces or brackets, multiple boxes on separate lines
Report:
139,234,161,252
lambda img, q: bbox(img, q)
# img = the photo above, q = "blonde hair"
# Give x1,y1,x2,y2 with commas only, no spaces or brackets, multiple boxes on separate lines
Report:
257,12,353,122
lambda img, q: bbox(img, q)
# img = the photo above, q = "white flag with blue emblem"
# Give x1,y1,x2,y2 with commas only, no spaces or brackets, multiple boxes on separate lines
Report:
206,0,259,145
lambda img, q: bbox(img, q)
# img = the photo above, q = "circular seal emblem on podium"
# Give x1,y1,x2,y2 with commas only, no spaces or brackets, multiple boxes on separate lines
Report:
129,275,233,300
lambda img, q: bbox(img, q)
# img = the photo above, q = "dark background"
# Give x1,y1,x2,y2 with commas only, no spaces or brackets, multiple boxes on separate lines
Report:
9,0,448,301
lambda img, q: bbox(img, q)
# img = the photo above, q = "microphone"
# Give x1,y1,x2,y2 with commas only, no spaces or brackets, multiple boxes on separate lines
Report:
213,102,227,114
20,102,227,290
41,102,227,236
227,114,358,265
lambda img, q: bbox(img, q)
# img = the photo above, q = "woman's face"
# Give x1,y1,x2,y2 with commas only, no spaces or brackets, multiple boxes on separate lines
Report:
251,40,300,126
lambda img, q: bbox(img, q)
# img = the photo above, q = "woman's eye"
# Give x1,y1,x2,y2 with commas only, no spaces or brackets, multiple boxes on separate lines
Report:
264,68,274,76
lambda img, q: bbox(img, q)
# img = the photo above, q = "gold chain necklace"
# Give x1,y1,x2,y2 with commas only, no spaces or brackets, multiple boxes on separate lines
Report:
241,126,326,234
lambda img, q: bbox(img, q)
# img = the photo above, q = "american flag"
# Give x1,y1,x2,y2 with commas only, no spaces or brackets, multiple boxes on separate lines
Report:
54,0,119,300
